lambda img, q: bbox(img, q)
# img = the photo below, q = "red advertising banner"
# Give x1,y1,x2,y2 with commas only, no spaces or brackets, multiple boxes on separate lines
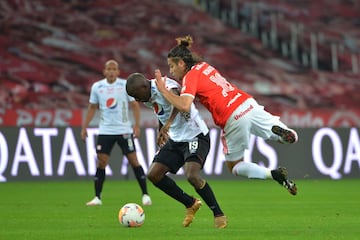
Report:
0,109,83,127
1,108,360,127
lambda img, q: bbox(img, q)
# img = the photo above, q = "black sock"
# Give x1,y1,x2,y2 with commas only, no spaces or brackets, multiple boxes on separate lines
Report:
133,166,148,195
94,168,105,199
154,175,194,208
196,182,224,217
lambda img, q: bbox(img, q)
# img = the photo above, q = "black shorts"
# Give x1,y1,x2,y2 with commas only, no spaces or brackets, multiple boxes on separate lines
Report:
153,133,210,174
96,134,136,155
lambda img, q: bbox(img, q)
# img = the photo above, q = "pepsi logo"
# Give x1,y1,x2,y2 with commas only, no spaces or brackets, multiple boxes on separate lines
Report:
106,98,118,109
153,103,164,115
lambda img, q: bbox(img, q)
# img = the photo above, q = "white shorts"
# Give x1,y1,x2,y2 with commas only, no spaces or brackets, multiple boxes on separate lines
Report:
221,98,289,161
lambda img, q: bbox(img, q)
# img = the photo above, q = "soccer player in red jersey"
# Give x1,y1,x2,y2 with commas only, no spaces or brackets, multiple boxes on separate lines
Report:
155,36,298,195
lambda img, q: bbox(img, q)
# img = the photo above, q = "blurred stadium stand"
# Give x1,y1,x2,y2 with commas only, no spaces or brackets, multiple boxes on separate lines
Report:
1,0,359,125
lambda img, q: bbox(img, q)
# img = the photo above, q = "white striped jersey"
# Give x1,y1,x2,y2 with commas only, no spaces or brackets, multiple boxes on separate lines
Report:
143,78,208,142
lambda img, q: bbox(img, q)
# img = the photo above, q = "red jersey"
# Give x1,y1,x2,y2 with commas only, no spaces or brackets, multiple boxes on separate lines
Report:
181,62,252,128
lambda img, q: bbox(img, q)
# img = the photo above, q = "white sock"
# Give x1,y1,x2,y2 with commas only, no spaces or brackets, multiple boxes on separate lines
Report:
232,161,272,179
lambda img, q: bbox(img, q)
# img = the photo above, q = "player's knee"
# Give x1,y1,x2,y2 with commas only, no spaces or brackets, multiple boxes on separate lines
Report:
126,152,140,167
226,159,243,175
97,153,109,168
97,159,107,168
128,159,140,167
147,171,160,184
186,174,202,188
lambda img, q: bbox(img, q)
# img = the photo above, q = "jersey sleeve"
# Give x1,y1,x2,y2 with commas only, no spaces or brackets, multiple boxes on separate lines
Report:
181,70,198,98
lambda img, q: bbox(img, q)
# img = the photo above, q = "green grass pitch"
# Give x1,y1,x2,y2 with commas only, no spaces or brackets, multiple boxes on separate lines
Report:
1,179,359,240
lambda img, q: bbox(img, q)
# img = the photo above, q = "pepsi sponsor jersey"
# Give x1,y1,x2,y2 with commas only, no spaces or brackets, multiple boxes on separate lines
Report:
89,78,134,134
144,79,208,142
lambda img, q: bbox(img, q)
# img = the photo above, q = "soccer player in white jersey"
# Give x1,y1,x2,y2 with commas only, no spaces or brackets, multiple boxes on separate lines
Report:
81,60,151,206
126,73,227,229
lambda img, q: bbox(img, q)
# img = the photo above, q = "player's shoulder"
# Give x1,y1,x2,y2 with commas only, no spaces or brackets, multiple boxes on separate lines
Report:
116,77,127,82
165,78,180,89
92,78,107,89
114,77,127,86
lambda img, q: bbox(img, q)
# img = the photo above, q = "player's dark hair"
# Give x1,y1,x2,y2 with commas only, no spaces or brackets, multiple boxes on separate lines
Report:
126,73,145,95
168,35,202,71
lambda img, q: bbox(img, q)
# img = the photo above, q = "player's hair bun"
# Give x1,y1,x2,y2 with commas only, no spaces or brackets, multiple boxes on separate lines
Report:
176,35,193,48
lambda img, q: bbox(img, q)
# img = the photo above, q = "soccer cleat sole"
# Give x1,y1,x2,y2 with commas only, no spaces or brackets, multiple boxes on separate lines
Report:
271,126,298,144
284,180,297,196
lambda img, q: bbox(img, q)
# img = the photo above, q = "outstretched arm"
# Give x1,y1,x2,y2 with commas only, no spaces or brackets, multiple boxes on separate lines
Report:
154,69,193,112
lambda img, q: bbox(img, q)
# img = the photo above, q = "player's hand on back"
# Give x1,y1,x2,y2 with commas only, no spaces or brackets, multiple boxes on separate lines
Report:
157,126,169,147
154,69,167,93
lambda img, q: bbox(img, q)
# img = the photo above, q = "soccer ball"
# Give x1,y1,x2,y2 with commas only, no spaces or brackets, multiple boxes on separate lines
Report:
118,203,145,227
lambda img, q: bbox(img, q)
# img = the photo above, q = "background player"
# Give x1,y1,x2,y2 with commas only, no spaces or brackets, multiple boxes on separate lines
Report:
81,60,151,206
